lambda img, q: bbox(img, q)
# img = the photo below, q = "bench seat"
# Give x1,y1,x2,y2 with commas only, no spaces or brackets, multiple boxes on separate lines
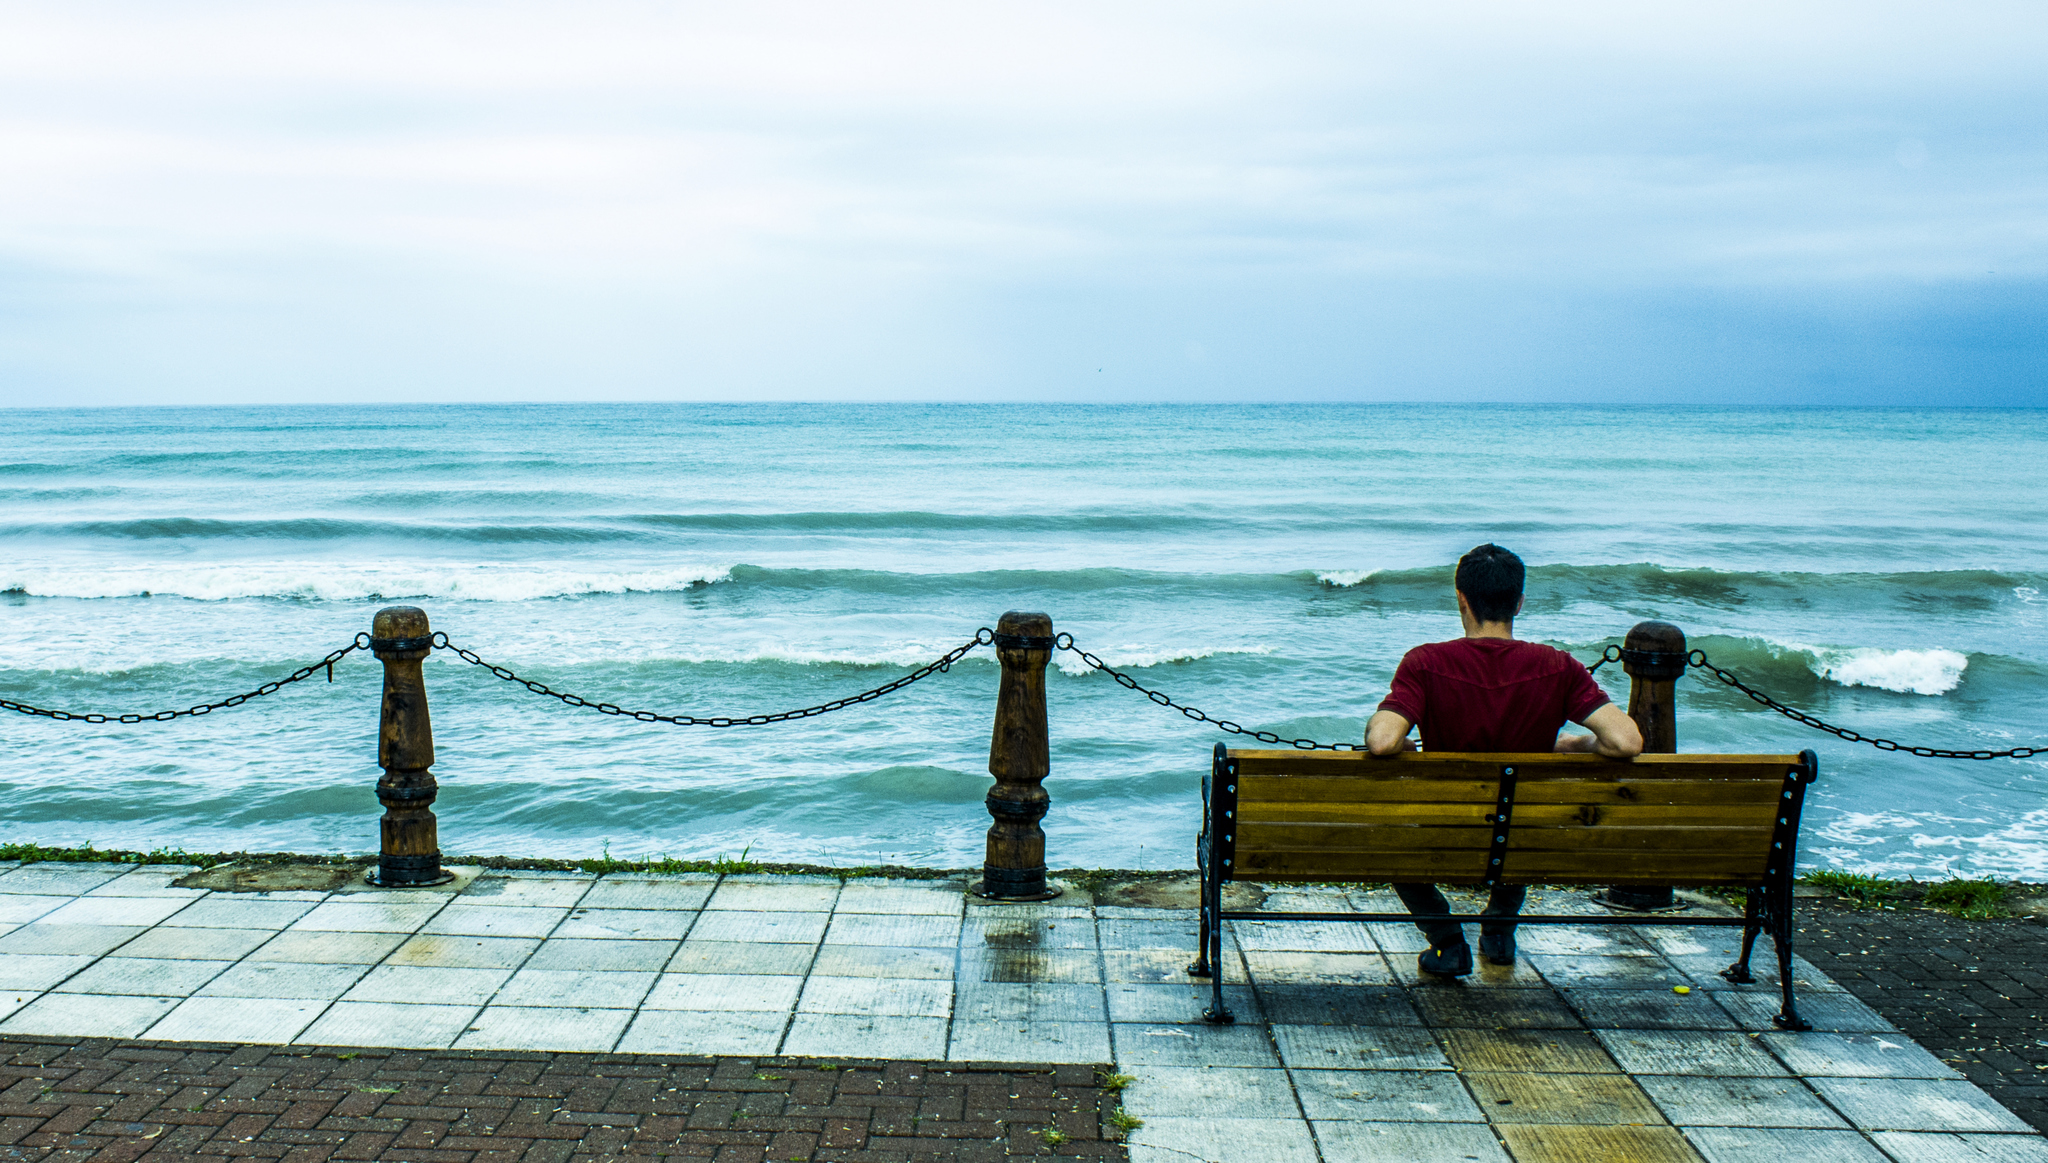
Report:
1191,744,1820,1030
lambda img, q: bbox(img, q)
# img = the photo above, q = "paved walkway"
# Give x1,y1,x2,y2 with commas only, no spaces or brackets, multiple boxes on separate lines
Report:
2,860,2045,1163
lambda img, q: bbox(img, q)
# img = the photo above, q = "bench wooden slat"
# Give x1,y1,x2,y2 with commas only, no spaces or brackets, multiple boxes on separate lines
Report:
1240,822,1773,854
1237,777,1784,809
1228,751,1802,779
1236,801,1779,828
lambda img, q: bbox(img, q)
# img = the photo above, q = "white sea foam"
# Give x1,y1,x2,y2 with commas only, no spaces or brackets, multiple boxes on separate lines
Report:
1053,644,1272,675
0,563,733,602
1809,646,1968,696
2017,586,2044,604
1315,569,1380,587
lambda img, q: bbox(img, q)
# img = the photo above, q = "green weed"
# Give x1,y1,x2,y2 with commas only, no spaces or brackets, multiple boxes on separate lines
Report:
1803,870,1902,908
1924,878,2011,919
1109,1108,1144,1134
1093,1069,1134,1092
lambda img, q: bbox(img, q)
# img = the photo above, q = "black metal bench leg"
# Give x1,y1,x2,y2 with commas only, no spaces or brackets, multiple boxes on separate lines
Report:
1201,864,1234,1024
1188,831,1213,979
1721,887,1763,985
1769,879,1811,1031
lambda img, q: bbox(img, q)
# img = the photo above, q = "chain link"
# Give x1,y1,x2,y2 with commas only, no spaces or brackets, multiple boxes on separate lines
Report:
1680,647,2039,760
1053,633,1363,750
431,629,993,726
0,638,367,724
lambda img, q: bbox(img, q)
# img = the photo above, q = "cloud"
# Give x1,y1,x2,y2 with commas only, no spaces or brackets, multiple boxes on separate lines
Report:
0,0,2043,404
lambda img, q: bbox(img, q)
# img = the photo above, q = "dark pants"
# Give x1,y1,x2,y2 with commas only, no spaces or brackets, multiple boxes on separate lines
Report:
1393,882,1525,948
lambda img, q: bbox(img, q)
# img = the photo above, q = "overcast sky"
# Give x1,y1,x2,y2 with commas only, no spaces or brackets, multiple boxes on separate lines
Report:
1,0,2043,406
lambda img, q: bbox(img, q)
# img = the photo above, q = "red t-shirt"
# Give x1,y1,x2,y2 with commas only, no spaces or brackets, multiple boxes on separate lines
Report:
1377,638,1612,752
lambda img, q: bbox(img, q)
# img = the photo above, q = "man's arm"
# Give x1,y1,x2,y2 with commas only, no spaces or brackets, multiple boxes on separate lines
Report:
1554,703,1643,758
1366,709,1416,756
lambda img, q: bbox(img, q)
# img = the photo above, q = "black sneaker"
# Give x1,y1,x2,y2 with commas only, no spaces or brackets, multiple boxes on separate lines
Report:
1479,932,1516,966
1417,941,1473,977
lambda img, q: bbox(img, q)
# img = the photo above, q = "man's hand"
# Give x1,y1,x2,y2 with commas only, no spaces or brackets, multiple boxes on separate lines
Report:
1554,703,1643,758
1366,709,1416,756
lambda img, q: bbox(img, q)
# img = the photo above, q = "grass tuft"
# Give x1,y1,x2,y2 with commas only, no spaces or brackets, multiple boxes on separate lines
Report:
1093,1069,1134,1092
1108,1108,1144,1135
1803,869,1902,908
1923,878,2011,920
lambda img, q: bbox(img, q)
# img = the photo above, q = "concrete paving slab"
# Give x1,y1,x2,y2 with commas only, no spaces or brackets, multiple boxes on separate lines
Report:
420,903,570,938
1125,1115,1320,1163
1367,922,1431,954
289,900,444,933
1565,987,1740,1030
824,912,961,947
34,895,193,927
579,875,717,911
247,929,409,964
954,982,1106,1022
0,895,65,925
526,937,678,971
1296,1069,1486,1122
145,996,326,1043
781,1013,947,1058
1313,1120,1512,1163
455,1004,634,1052
947,1018,1111,1063
344,964,512,1005
834,880,965,915
1463,1071,1667,1125
1272,1024,1450,1071
1683,1127,1888,1163
455,874,594,907
0,953,97,990
1094,918,1213,950
1231,920,1378,953
197,961,371,1000
159,896,317,929
1392,951,1553,988
0,923,145,957
383,934,538,969
1119,1065,1299,1118
963,915,1098,950
798,974,952,1018
114,925,275,961
1869,1132,2048,1161
1106,982,1259,1024
53,956,233,997
617,1008,788,1054
809,944,954,979
1809,1079,2035,1133
1442,1028,1621,1073
683,908,826,944
1517,925,1656,956
0,991,32,1021
1763,1032,1963,1079
0,865,126,895
1595,1029,1791,1076
494,968,656,1009
1494,1124,1701,1162
1113,1022,1281,1068
963,948,1103,984
1412,984,1585,1029
0,991,178,1037
1716,990,1895,1032
298,1000,477,1049
1244,951,1396,986
546,906,699,941
665,939,815,976
641,971,802,1012
1638,1074,1850,1128
1101,949,1203,983
704,879,839,912
1257,983,1421,1026
1529,953,1692,988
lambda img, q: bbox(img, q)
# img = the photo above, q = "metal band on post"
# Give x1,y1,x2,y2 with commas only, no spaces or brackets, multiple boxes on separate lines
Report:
1603,620,1685,911
976,611,1058,901
368,606,452,887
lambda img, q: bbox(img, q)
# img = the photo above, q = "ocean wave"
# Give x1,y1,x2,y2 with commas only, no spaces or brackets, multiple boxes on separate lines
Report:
0,563,732,603
1809,646,1968,696
1679,634,1990,697
1315,569,1381,587
1052,644,1273,675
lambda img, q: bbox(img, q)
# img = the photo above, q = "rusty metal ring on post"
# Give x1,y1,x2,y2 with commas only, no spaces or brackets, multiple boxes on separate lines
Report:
992,632,1055,650
369,635,435,653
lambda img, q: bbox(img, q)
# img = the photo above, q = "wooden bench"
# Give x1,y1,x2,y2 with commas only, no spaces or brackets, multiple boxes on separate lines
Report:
1191,743,1821,1030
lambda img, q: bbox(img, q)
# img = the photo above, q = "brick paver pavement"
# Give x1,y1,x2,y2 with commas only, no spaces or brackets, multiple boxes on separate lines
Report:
1798,894,2048,1133
0,1038,1129,1163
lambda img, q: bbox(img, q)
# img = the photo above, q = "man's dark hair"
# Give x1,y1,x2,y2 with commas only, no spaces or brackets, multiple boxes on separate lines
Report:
1456,543,1524,624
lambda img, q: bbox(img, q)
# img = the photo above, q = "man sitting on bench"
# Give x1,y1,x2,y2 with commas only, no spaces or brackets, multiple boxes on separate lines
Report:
1365,543,1644,977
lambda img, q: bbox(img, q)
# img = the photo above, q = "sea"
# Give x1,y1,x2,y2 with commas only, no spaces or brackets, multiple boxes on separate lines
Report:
2,403,2044,880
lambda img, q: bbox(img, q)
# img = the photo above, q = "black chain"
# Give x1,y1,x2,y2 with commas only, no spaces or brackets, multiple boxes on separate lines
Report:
0,638,367,724
1053,633,1363,751
431,629,993,726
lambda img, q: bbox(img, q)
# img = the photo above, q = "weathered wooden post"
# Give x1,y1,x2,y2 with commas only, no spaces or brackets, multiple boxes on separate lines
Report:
1605,619,1686,910
368,606,451,887
977,611,1058,901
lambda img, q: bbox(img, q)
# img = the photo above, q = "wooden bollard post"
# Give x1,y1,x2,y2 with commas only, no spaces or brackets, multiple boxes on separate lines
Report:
976,611,1058,901
1606,619,1687,911
367,606,451,887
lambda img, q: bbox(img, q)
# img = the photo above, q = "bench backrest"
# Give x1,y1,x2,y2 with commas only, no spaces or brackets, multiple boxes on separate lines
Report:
1215,749,1816,887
